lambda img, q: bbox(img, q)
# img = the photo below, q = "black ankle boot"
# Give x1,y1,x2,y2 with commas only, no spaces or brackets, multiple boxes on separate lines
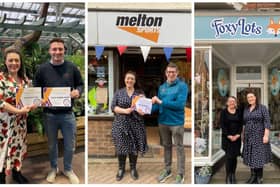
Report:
246,168,256,184
116,155,126,181
12,169,29,184
255,168,263,184
129,154,139,180
0,168,6,184
231,173,236,184
226,173,232,184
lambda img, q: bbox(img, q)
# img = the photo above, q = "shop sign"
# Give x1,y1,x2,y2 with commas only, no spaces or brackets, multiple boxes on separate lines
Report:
196,16,280,40
89,11,191,46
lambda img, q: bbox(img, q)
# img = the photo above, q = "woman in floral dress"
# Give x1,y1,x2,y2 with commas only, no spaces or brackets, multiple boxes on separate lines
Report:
0,48,34,184
243,91,272,184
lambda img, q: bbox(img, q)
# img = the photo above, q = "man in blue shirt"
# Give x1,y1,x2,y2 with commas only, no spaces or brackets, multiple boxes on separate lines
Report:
152,63,188,184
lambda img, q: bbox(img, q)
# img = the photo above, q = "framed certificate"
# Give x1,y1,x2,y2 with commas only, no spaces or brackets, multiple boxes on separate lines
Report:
16,87,41,108
132,96,152,114
43,87,71,107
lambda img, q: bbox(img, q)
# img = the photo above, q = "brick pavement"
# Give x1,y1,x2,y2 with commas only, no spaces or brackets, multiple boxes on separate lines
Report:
5,147,85,184
88,147,191,184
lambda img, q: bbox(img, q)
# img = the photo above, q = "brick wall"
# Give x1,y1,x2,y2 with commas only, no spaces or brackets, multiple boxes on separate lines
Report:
88,119,116,157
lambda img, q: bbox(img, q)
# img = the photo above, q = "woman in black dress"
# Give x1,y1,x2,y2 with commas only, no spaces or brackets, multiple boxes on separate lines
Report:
111,71,148,181
220,96,243,184
243,91,271,184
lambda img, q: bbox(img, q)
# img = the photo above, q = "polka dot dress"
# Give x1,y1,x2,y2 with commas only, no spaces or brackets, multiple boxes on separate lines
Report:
111,88,148,155
243,104,272,168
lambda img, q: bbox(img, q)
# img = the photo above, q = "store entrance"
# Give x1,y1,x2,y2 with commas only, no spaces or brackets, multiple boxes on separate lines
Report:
119,49,191,149
235,83,263,110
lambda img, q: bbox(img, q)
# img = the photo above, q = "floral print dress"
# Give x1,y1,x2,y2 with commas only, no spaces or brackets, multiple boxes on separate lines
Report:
0,73,27,174
243,104,272,168
111,88,148,155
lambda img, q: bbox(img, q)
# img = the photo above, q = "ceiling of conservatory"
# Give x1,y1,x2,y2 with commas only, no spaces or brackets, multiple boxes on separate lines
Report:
0,2,85,51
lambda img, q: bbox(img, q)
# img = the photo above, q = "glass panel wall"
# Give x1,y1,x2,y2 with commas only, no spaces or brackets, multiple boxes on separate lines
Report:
268,57,280,147
195,48,210,157
88,52,112,116
212,55,230,156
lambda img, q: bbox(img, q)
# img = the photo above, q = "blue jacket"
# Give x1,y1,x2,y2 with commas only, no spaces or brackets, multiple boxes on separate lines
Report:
152,78,188,126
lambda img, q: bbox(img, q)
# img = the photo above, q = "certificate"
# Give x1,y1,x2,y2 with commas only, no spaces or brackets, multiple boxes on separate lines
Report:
16,87,41,108
135,97,152,114
43,87,71,107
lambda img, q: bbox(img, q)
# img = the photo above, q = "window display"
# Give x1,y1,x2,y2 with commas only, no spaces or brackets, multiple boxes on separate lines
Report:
268,58,280,148
88,54,110,115
212,55,230,156
195,48,210,157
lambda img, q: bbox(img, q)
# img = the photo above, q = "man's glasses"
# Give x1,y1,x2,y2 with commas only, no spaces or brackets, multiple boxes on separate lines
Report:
166,71,177,74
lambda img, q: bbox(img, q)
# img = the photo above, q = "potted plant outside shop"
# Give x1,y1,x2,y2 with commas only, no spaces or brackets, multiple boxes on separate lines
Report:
195,165,212,184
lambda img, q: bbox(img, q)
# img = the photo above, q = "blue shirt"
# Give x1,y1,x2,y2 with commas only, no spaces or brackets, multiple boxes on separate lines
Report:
152,78,188,126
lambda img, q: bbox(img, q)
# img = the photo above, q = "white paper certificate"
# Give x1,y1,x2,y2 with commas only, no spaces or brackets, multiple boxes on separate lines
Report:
16,87,41,108
135,97,152,114
43,87,71,107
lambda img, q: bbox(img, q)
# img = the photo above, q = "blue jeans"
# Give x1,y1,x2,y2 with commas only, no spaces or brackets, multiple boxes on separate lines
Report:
43,112,76,171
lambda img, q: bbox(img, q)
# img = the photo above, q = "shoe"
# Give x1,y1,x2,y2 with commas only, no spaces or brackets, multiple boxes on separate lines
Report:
0,169,5,184
255,168,263,184
116,168,125,181
175,174,184,184
63,170,80,184
12,169,29,184
116,155,126,181
231,173,236,184
157,169,172,183
226,173,232,184
129,154,138,180
46,168,59,183
246,168,256,184
130,168,139,180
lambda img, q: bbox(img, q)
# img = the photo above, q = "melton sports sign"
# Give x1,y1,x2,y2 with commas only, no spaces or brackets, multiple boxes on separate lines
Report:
116,14,163,42
89,11,191,47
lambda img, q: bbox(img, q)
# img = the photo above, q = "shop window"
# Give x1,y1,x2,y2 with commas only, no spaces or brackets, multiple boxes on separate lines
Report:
268,58,280,148
88,51,113,116
195,48,210,157
212,55,230,156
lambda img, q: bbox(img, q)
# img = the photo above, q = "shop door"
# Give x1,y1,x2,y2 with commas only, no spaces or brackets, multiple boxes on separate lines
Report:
235,83,264,110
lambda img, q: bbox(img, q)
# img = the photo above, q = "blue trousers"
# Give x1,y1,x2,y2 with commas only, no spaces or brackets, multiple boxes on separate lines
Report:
43,112,76,171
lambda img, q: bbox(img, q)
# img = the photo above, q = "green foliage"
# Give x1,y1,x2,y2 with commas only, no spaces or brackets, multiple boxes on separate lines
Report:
27,108,44,136
65,54,85,79
197,165,212,177
22,43,49,80
65,52,85,117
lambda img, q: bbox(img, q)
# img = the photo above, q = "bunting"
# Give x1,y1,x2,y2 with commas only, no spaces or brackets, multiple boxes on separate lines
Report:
140,46,151,63
95,46,105,60
117,46,127,56
163,47,174,62
186,47,192,63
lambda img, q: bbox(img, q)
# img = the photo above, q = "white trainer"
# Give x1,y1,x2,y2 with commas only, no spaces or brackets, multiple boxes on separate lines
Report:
46,168,59,183
63,170,80,184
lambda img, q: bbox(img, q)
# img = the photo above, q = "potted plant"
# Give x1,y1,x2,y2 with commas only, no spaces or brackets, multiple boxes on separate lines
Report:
195,165,212,184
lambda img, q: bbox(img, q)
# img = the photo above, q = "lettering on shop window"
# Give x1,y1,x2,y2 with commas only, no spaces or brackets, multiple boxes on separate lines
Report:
210,17,263,38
